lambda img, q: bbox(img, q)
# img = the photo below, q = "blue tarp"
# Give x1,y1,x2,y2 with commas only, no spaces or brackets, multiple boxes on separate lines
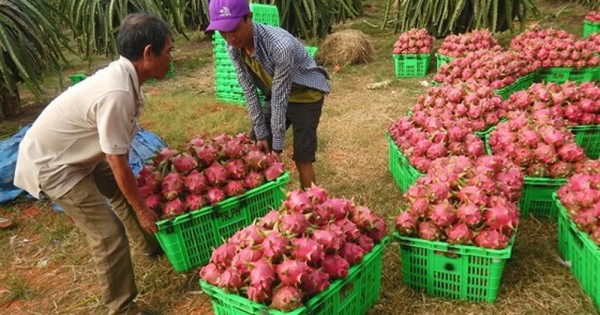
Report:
0,126,166,204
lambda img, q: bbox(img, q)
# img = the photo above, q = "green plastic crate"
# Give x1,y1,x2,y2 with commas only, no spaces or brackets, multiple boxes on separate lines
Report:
485,133,567,219
538,67,597,84
68,73,87,85
305,46,318,59
394,232,515,303
387,133,424,192
435,53,454,71
393,54,430,78
556,196,600,308
155,173,289,273
200,237,389,315
569,124,600,159
584,20,600,38
518,177,567,219
249,3,280,27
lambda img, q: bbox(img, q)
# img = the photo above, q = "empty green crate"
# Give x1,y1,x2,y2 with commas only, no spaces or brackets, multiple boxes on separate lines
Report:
394,232,515,303
569,124,600,159
387,133,424,192
393,54,430,78
435,53,454,71
538,67,597,84
155,173,289,273
556,197,600,309
200,237,389,315
584,20,600,37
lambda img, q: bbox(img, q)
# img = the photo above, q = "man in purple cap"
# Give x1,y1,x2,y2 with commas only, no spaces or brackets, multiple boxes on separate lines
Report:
207,0,330,190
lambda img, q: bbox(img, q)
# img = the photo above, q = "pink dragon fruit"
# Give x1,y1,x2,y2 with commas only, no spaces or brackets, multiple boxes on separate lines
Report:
357,234,374,252
261,232,290,260
321,254,350,279
292,237,325,264
247,285,271,303
264,161,285,181
206,187,226,204
244,149,268,170
301,268,331,295
163,198,186,217
429,201,458,228
305,184,329,205
312,229,343,253
223,180,246,197
200,263,222,286
243,171,265,189
340,242,365,265
193,145,218,166
172,153,198,174
257,210,280,229
276,259,309,286
185,194,207,210
418,221,442,241
445,223,474,244
395,212,418,236
204,163,229,186
225,159,247,180
184,170,207,194
270,285,303,312
218,267,243,291
456,203,484,227
161,172,184,200
474,229,509,249
281,213,311,236
222,140,247,159
231,248,263,275
249,259,276,290
209,242,237,267
282,190,312,213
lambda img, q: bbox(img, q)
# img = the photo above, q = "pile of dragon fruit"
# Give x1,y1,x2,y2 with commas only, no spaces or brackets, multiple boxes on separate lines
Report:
137,133,285,218
200,186,387,311
392,28,434,54
510,27,599,69
487,111,592,178
394,155,523,249
503,82,600,126
388,114,486,173
433,50,539,89
410,82,506,132
585,10,600,23
437,29,503,58
557,173,600,245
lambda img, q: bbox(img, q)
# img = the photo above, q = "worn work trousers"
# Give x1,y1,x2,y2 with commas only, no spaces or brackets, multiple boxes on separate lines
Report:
49,161,157,315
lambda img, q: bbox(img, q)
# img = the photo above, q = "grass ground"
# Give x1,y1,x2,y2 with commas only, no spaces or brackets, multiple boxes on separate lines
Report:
1,0,599,314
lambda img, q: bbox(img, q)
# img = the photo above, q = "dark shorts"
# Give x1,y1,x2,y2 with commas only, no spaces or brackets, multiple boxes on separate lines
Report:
258,97,324,163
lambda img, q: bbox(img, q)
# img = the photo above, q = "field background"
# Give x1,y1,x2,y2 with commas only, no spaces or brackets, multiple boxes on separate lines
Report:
1,0,599,314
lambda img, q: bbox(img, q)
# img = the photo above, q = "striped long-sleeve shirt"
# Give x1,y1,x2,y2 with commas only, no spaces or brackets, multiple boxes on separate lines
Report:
227,23,330,151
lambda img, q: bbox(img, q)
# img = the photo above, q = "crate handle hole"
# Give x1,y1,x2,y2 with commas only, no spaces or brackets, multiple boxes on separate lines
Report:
444,263,455,271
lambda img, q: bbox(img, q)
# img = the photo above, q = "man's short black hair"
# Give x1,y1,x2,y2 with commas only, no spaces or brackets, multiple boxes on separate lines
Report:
116,13,173,61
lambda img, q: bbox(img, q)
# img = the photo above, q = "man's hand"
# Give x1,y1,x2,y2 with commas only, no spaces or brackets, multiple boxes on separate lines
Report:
137,208,159,234
256,139,270,153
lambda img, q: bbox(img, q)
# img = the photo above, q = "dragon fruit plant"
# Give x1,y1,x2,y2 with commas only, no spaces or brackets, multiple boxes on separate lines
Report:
395,155,524,249
557,173,600,246
200,186,387,312
136,133,285,219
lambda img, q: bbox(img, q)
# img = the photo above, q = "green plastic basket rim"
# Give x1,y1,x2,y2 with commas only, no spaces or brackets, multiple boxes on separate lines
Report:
554,193,600,255
392,53,431,59
584,19,600,26
199,236,390,314
393,231,514,259
155,172,289,230
434,52,455,59
567,124,600,131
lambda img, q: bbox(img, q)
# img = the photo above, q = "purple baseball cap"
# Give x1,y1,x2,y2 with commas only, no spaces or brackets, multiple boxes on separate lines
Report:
206,0,250,32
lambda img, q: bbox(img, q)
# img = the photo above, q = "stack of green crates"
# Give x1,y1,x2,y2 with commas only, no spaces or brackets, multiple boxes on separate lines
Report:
213,4,280,105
